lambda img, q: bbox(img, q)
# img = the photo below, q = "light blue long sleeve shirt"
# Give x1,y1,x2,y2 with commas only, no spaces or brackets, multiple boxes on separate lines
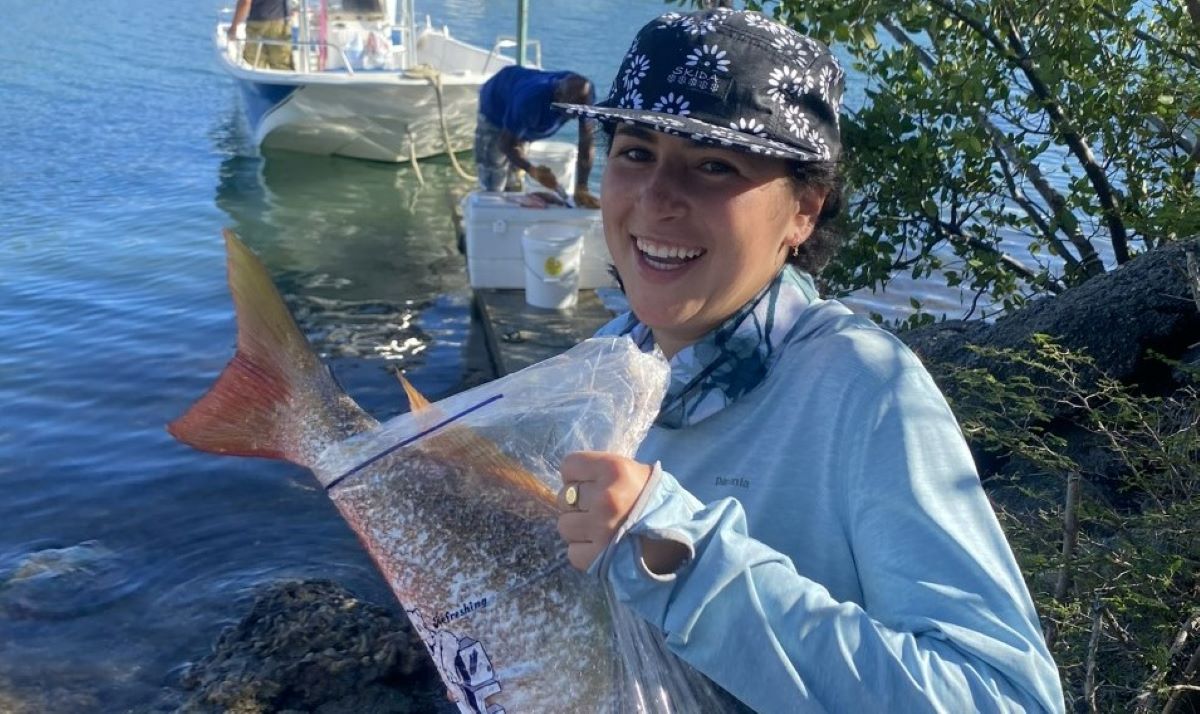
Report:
595,298,1065,713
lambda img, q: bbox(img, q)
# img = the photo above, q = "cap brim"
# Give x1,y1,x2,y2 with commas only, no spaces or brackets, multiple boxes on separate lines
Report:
554,101,827,162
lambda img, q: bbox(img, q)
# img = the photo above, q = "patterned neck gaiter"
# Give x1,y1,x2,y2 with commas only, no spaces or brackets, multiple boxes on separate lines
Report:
597,266,820,429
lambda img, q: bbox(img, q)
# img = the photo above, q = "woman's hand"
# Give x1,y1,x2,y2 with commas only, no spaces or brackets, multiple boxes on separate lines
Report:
557,452,653,571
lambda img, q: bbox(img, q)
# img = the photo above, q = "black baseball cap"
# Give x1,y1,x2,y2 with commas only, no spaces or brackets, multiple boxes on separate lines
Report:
556,9,844,162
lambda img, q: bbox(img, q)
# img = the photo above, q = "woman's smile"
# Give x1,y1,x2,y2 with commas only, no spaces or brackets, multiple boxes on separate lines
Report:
632,235,707,273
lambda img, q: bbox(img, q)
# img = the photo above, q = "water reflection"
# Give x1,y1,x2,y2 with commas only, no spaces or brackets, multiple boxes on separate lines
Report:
212,137,486,412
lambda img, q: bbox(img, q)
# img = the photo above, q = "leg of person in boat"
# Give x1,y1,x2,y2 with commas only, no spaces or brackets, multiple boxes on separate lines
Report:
228,0,294,71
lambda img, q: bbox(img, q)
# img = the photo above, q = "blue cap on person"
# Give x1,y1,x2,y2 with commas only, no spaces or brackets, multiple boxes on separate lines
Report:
555,8,845,162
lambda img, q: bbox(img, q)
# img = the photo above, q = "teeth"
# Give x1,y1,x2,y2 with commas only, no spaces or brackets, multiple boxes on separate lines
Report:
635,237,704,260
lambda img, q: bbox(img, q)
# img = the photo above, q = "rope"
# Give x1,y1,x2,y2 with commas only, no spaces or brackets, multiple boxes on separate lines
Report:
407,128,426,186
404,64,477,183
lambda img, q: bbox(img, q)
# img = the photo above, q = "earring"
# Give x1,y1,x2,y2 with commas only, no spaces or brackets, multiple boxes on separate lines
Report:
791,244,799,258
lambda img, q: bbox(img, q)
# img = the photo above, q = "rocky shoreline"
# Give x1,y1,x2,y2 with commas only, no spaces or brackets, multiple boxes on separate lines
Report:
175,580,454,714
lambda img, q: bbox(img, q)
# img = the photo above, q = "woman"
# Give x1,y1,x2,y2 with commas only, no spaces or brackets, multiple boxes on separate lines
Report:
553,9,1064,713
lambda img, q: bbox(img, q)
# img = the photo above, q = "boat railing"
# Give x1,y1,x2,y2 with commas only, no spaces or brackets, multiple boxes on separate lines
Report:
483,36,541,74
228,35,357,75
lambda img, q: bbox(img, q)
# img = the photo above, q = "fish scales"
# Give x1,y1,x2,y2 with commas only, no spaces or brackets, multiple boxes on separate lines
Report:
330,446,619,711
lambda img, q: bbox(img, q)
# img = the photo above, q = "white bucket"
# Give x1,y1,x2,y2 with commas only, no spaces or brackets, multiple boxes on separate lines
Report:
521,224,584,309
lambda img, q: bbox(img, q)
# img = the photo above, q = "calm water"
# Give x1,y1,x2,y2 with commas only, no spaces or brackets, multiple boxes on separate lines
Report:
1,1,976,710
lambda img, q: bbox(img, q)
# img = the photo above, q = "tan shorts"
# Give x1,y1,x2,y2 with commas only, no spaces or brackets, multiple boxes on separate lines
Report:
243,20,293,70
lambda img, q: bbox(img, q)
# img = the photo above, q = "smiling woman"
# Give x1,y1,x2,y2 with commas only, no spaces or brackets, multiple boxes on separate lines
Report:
550,8,1067,714
600,125,826,357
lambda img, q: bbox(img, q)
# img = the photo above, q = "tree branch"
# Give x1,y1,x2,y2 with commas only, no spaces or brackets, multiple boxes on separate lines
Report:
925,0,1132,264
1145,116,1197,157
1084,599,1104,713
1135,610,1200,714
995,9,1132,264
988,141,1082,280
1045,468,1082,650
1162,640,1200,714
932,219,1064,292
1184,138,1200,189
880,19,1101,278
1186,0,1200,29
1094,6,1200,71
1054,469,1082,603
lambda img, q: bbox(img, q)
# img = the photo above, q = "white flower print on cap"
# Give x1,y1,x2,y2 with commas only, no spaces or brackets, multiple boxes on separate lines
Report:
556,8,844,163
768,66,812,102
730,117,767,137
652,93,691,115
622,54,650,90
686,44,731,74
621,88,644,110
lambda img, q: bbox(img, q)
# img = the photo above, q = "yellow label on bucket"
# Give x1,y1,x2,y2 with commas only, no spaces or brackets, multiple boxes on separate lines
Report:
544,256,564,277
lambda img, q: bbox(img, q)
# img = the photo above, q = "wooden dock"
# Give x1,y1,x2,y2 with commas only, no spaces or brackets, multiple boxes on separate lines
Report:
472,289,615,376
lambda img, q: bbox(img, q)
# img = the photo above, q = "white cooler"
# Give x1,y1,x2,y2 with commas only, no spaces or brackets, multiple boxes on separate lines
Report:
462,192,615,290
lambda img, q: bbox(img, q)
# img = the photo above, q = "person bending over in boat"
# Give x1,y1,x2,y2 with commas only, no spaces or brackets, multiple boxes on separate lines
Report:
553,9,1066,713
474,66,601,209
227,0,294,71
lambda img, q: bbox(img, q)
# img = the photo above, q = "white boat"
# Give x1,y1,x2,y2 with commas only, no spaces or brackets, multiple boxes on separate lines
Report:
216,0,539,162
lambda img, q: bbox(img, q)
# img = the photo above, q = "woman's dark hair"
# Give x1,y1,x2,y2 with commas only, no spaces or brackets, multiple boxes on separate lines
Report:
786,160,845,276
597,123,846,276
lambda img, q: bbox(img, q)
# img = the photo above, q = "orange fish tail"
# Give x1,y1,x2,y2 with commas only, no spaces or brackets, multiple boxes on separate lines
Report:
167,230,374,466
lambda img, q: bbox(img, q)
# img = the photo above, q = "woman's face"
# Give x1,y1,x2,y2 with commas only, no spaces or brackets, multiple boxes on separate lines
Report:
602,126,819,358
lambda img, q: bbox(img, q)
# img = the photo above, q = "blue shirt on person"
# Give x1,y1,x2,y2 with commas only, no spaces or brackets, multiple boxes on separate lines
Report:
478,66,590,141
591,267,1066,713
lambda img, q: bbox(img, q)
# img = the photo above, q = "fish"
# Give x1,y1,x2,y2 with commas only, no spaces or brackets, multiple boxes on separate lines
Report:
504,191,572,209
168,231,719,713
550,184,576,208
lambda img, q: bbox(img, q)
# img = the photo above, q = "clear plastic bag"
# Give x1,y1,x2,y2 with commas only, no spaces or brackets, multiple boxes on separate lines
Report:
311,337,724,713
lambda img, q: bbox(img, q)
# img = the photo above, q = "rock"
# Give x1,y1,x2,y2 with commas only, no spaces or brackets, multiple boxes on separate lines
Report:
176,580,453,714
901,238,1200,393
0,676,101,714
899,240,1200,499
0,540,136,620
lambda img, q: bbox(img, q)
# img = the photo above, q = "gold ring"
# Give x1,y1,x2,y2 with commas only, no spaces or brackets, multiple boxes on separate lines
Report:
563,484,579,508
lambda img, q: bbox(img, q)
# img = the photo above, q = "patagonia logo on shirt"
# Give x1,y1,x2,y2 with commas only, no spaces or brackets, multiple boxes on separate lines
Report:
715,475,751,489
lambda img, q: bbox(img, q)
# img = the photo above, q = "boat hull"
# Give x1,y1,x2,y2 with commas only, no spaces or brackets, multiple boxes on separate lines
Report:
217,20,518,162
239,77,483,161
